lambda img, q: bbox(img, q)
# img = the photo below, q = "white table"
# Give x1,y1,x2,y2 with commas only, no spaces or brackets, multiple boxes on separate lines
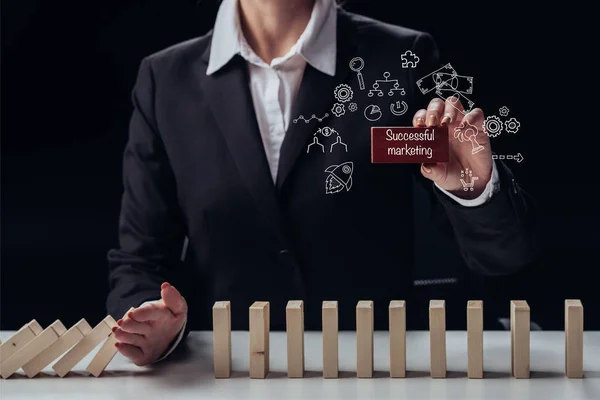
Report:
1,331,599,400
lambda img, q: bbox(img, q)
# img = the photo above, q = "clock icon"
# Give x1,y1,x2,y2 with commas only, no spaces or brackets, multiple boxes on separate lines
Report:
364,104,382,122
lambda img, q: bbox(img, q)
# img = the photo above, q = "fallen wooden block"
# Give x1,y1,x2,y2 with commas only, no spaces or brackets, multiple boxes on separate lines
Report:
86,334,118,377
286,300,304,378
356,300,374,378
565,299,584,378
52,316,117,377
213,301,232,378
511,300,530,379
467,300,483,379
429,300,446,378
389,300,406,378
0,320,43,363
322,301,338,379
249,301,270,379
22,319,92,378
1,320,67,378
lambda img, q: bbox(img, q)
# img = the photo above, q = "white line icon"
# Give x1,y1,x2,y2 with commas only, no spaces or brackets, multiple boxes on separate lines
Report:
504,117,521,134
368,72,405,97
306,136,324,153
331,103,345,117
330,135,348,153
460,168,479,191
401,50,420,68
499,106,510,116
349,57,365,90
325,161,354,194
390,101,408,116
492,153,524,163
416,63,475,115
364,104,382,122
293,113,329,124
454,120,485,154
334,84,354,103
483,115,503,138
349,102,358,112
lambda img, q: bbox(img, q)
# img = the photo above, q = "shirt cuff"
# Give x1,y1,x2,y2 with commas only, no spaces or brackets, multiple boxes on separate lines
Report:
434,160,500,207
139,299,188,363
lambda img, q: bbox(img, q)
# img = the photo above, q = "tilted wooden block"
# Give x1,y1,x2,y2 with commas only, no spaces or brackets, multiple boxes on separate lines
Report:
212,301,232,378
1,320,67,378
22,319,92,378
0,320,43,363
565,299,584,378
53,316,117,377
322,301,338,379
86,308,135,377
467,300,483,379
249,301,270,379
286,300,304,378
429,300,446,378
389,300,406,378
356,300,374,378
511,300,530,379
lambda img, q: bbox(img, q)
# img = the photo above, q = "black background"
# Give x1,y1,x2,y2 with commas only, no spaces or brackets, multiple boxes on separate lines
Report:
2,0,598,330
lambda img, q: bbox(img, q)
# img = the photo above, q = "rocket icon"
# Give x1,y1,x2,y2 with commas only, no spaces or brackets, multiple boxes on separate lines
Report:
324,162,354,194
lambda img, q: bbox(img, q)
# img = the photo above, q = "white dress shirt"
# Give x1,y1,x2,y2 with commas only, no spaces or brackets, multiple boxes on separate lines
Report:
156,0,500,361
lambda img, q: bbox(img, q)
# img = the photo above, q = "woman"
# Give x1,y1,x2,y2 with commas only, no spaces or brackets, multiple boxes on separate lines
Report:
107,0,537,366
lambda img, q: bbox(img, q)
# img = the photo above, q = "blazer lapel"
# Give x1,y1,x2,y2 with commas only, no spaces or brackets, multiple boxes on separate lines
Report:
276,10,357,190
199,54,289,247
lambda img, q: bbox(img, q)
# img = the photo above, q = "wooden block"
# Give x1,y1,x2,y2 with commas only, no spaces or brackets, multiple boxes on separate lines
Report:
1,320,67,379
22,319,92,378
389,300,406,378
86,334,118,377
467,300,483,379
322,301,338,379
510,300,530,378
286,300,304,378
356,300,374,378
212,301,232,378
565,299,584,378
52,316,117,377
0,320,43,363
249,301,270,379
429,300,446,378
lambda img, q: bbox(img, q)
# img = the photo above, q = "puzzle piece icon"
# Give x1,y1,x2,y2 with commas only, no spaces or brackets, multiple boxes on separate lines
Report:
401,50,420,68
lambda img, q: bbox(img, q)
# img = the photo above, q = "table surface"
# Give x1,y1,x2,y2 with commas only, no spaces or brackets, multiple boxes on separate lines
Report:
1,331,599,400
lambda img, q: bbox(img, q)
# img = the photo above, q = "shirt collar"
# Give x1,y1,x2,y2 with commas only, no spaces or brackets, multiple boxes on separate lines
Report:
206,0,337,76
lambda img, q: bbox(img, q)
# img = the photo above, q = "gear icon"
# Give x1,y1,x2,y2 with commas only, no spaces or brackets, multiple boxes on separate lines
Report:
331,102,345,117
499,106,510,117
483,115,503,138
348,102,358,112
504,117,520,134
334,84,354,103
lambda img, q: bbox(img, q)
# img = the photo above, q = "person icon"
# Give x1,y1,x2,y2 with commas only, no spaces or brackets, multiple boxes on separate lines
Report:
330,135,347,153
306,136,325,153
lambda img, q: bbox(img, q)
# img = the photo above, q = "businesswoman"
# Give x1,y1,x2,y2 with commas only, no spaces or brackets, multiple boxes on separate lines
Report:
106,0,537,366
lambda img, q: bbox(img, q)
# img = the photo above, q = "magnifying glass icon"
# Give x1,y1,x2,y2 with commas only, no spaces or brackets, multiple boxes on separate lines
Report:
349,57,365,90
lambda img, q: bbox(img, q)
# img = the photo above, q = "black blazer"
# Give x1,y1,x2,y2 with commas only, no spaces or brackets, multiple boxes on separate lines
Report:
107,10,538,332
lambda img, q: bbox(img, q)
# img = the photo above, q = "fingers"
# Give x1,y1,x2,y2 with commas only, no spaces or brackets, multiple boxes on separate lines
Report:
425,98,446,126
113,327,145,348
161,283,188,316
421,163,444,182
413,109,426,127
442,95,461,125
129,303,165,322
117,317,150,336
115,342,145,365
461,107,485,128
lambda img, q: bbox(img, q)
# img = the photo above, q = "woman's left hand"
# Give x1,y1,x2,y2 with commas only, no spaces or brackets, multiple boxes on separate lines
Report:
412,96,492,199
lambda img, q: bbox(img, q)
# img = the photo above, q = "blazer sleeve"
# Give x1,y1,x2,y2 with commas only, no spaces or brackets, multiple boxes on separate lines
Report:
410,33,540,276
106,57,188,320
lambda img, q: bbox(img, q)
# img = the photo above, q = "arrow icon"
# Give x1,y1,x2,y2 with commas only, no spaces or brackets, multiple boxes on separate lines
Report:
492,153,524,163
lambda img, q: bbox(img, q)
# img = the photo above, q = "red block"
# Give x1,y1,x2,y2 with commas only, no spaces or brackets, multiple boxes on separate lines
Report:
371,126,449,163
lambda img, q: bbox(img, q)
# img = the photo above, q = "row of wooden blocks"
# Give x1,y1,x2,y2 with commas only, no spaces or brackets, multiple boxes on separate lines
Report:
0,311,134,379
212,299,585,379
